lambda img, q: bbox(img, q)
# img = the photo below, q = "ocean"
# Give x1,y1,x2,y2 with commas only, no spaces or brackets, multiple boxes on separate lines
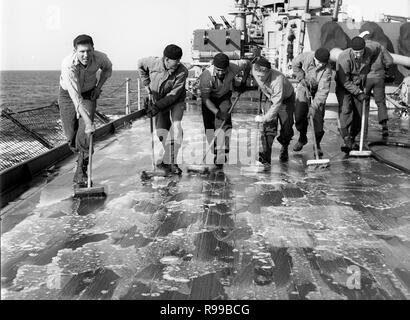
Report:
0,70,144,116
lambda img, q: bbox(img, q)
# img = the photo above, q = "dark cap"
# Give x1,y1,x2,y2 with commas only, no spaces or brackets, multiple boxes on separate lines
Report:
164,44,183,60
213,53,230,69
351,36,366,50
254,57,271,69
314,47,330,63
73,34,94,48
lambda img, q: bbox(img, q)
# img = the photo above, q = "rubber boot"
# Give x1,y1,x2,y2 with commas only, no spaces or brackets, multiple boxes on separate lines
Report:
381,120,389,137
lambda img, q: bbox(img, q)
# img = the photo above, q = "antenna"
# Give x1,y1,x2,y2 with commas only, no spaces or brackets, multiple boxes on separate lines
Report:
220,16,232,28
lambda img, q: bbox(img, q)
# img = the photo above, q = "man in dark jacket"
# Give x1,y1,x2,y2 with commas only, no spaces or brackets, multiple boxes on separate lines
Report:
335,37,377,153
361,31,394,137
138,44,188,175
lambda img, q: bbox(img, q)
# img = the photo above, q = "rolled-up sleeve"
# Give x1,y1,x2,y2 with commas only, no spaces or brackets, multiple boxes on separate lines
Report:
155,68,188,110
264,76,285,122
61,62,84,113
137,57,153,87
99,52,113,79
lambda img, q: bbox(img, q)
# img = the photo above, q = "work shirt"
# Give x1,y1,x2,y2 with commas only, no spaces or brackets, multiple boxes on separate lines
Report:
199,60,250,100
365,39,394,79
137,57,188,110
335,47,376,96
60,50,113,112
292,51,332,109
252,65,294,122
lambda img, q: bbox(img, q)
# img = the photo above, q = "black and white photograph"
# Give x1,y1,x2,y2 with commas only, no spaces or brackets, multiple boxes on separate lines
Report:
1,0,410,309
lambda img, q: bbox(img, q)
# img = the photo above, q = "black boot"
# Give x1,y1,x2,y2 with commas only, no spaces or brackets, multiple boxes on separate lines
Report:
380,120,389,137
341,136,352,154
279,145,289,162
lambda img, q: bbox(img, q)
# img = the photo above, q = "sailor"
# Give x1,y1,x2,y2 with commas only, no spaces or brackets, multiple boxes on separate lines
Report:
292,48,332,156
360,31,394,137
58,34,112,187
253,57,295,164
198,53,251,170
335,36,376,153
138,44,188,175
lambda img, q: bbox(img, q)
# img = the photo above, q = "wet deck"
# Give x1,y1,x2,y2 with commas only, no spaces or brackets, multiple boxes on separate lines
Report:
1,98,410,300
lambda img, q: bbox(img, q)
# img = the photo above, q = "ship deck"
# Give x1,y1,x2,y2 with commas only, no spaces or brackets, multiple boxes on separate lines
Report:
1,97,410,300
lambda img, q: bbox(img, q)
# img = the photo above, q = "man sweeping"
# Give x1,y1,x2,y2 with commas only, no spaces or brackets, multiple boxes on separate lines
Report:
59,34,112,187
138,44,188,175
335,36,377,153
198,53,251,170
292,48,332,156
253,57,295,164
360,31,394,137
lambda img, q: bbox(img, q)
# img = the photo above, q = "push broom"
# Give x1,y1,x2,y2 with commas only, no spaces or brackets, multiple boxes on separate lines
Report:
349,98,372,157
187,94,242,174
74,132,107,198
306,114,330,167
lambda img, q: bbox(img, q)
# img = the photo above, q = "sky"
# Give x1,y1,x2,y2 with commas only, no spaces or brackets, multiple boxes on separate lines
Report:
0,0,409,70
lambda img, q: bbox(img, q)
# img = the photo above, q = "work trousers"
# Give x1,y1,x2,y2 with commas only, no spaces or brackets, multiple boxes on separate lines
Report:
365,77,388,124
294,85,325,144
201,91,233,164
58,87,95,159
155,101,185,164
336,85,368,141
260,93,295,161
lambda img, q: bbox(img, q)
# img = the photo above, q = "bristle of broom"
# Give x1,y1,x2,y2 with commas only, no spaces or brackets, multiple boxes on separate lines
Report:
74,186,106,198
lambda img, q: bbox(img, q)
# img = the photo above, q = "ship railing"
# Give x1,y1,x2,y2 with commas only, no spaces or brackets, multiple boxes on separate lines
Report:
0,78,144,173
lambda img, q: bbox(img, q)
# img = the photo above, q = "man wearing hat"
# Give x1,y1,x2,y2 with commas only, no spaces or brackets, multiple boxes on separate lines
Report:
138,44,188,175
253,57,295,164
59,34,112,187
199,53,251,170
359,31,394,137
335,36,377,153
292,48,332,156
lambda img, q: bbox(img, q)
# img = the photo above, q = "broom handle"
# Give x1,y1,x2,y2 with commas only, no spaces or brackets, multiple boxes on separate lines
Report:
309,115,319,160
202,94,242,163
149,94,156,171
359,99,366,152
88,133,93,188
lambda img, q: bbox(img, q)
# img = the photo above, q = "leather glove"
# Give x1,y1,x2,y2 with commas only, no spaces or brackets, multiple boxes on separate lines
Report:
146,103,160,118
90,87,102,101
235,82,247,93
357,92,369,102
216,109,229,121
